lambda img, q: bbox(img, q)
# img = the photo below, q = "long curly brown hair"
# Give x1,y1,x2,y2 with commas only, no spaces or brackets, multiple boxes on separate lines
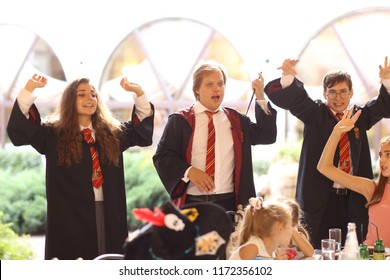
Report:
45,78,122,167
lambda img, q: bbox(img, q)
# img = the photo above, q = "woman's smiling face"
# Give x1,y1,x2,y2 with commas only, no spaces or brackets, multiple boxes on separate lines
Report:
76,83,97,125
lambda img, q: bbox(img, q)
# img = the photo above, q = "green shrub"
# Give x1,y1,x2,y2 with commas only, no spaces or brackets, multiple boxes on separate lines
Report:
253,159,271,175
0,211,35,260
0,149,43,171
123,150,170,230
276,140,302,162
0,168,46,235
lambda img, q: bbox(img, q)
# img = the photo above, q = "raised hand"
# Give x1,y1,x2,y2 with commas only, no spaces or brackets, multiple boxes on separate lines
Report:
379,56,390,81
252,72,265,100
120,77,144,97
25,74,47,92
334,109,362,134
277,59,299,76
274,249,288,260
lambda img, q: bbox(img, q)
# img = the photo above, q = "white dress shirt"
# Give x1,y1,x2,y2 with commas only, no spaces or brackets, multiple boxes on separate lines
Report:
184,98,271,195
186,102,235,195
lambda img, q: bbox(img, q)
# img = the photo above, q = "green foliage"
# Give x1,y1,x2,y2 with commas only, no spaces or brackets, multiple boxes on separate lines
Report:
0,168,47,235
253,159,271,175
0,149,43,171
123,150,170,230
0,211,35,260
276,140,302,162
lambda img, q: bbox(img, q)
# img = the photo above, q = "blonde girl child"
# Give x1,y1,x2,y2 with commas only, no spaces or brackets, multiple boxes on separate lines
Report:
229,197,293,260
282,198,314,258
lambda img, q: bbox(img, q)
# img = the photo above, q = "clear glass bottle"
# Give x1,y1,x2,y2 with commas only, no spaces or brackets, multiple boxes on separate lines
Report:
339,222,361,260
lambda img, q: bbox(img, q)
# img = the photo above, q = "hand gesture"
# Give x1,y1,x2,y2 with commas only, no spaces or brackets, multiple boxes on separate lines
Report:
379,56,390,81
120,77,144,97
277,59,299,76
274,249,288,260
334,109,361,135
25,74,47,92
252,72,265,100
187,167,215,193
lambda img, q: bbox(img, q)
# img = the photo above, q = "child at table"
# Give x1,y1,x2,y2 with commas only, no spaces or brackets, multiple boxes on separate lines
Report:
282,198,314,259
229,197,293,260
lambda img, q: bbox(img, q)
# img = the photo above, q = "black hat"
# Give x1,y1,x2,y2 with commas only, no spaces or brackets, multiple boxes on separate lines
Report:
123,201,232,260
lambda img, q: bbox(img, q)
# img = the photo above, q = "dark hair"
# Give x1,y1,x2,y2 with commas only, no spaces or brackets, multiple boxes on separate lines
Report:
323,71,352,91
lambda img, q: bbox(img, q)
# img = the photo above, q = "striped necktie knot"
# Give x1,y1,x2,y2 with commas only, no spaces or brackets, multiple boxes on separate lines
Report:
205,110,215,120
336,112,343,121
82,128,94,144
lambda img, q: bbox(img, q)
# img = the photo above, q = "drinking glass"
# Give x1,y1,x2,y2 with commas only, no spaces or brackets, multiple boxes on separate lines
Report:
312,249,323,260
329,228,342,253
321,239,336,260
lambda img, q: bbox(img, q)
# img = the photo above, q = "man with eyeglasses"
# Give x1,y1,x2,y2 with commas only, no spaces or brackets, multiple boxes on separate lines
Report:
264,57,390,249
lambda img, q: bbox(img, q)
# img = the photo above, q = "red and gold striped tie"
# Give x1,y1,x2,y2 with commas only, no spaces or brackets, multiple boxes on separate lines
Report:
336,113,351,174
82,128,104,188
205,111,216,178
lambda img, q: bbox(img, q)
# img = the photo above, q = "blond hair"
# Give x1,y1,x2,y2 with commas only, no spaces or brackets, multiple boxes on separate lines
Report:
192,62,227,100
238,198,292,245
279,198,310,241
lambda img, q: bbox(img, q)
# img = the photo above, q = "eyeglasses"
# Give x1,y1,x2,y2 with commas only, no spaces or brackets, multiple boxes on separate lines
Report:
326,89,350,99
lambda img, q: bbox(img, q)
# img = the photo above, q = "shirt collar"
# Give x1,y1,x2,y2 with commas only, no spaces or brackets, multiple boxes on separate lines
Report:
80,122,93,131
194,101,222,115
